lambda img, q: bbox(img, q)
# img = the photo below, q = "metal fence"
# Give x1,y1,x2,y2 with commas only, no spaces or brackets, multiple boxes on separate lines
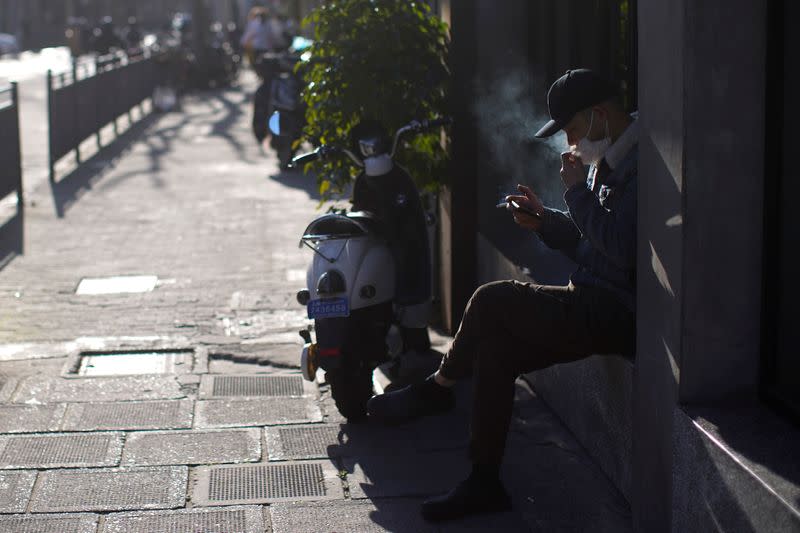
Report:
0,82,22,207
47,53,162,181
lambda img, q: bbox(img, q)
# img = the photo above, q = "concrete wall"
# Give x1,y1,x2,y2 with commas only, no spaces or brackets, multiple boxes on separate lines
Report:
631,0,684,528
635,0,783,530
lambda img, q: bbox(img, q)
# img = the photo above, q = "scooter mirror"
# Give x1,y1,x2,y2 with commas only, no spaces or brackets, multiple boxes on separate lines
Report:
269,111,281,136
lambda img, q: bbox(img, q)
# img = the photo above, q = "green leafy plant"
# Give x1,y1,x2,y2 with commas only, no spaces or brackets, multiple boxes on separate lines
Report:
301,0,450,201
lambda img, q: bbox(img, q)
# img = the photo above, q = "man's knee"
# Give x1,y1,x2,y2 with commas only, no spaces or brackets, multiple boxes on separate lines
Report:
468,280,517,313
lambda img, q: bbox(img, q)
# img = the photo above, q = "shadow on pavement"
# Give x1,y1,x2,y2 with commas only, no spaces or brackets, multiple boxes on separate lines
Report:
49,83,253,216
269,167,323,201
209,88,249,162
0,209,23,271
49,111,161,218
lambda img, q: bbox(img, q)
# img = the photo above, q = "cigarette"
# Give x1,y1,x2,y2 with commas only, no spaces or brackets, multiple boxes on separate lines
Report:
496,201,509,209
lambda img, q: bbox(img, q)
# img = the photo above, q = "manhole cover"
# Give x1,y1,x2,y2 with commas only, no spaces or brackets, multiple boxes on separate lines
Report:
265,425,345,461
0,432,123,469
76,276,158,295
0,513,99,533
0,470,37,513
77,351,193,376
194,461,342,505
30,466,187,513
61,400,193,431
102,506,265,533
194,398,322,428
200,375,307,398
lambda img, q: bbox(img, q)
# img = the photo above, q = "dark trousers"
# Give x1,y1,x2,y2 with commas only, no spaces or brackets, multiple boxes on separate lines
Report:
438,281,635,467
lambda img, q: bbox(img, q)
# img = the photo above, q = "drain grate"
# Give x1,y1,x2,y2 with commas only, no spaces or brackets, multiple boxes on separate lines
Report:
61,400,193,431
30,466,188,513
102,506,265,533
77,351,193,376
0,513,99,533
0,404,66,433
265,425,344,461
0,432,123,469
0,470,37,512
203,375,305,398
194,461,342,505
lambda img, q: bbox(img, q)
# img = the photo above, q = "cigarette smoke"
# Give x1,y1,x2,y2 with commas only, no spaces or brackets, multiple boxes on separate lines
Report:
473,69,567,207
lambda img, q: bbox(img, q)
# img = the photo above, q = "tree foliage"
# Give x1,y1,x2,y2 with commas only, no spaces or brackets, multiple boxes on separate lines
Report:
301,0,450,200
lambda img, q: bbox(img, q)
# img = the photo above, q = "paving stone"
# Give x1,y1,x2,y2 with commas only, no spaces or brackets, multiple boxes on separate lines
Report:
61,399,193,431
102,505,267,533
0,513,99,533
0,404,66,433
438,512,536,533
344,450,471,500
269,499,437,533
194,398,322,428
0,377,17,402
0,432,123,469
121,428,261,466
198,374,315,398
0,470,37,513
193,461,343,506
12,376,184,403
30,466,187,513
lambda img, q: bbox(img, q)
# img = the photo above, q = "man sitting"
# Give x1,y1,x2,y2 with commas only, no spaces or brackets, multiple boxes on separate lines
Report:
367,68,639,522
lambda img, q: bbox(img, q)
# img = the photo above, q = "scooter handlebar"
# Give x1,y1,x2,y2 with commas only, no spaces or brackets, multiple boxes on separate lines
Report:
289,145,364,169
289,150,320,168
390,117,452,158
420,117,453,130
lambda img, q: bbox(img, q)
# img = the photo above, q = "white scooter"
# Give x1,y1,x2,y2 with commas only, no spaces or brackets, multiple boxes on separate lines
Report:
270,114,450,421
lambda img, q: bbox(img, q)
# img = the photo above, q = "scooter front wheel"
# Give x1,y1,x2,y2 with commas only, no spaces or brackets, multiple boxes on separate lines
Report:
326,368,374,423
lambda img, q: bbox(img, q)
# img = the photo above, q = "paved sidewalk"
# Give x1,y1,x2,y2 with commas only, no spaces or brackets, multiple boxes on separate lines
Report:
0,73,631,532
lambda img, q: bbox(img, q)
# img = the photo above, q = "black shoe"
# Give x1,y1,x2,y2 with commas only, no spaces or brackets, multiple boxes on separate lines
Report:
366,375,454,425
421,475,512,522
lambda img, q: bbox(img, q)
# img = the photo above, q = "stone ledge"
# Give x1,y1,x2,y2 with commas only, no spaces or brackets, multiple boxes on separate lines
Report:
673,405,800,531
524,354,634,501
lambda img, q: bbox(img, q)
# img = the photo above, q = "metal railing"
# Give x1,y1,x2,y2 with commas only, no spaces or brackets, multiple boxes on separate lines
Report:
0,82,23,208
47,52,162,182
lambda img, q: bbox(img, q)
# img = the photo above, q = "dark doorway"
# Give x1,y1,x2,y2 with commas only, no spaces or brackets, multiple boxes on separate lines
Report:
763,0,800,422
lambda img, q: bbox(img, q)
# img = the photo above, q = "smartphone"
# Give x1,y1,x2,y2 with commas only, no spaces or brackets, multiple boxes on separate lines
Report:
508,199,541,219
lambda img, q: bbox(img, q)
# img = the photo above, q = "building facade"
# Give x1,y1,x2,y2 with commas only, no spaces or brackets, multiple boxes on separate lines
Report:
437,0,800,531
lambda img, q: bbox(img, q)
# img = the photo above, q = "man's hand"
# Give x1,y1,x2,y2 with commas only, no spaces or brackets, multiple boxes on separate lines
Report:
560,152,587,189
506,184,544,231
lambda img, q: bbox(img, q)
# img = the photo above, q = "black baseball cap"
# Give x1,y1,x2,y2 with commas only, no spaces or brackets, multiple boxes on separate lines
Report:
534,69,618,138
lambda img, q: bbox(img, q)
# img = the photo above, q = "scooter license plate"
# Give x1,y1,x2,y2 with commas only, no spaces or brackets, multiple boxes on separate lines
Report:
307,297,350,319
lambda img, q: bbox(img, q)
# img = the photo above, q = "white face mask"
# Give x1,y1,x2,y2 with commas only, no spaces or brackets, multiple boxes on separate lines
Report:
571,110,611,165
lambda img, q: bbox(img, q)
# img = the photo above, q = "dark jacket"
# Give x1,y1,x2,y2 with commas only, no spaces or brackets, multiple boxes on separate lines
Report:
537,145,638,310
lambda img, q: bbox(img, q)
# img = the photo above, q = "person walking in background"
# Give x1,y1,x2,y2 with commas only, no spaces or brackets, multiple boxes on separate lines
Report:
240,6,274,67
